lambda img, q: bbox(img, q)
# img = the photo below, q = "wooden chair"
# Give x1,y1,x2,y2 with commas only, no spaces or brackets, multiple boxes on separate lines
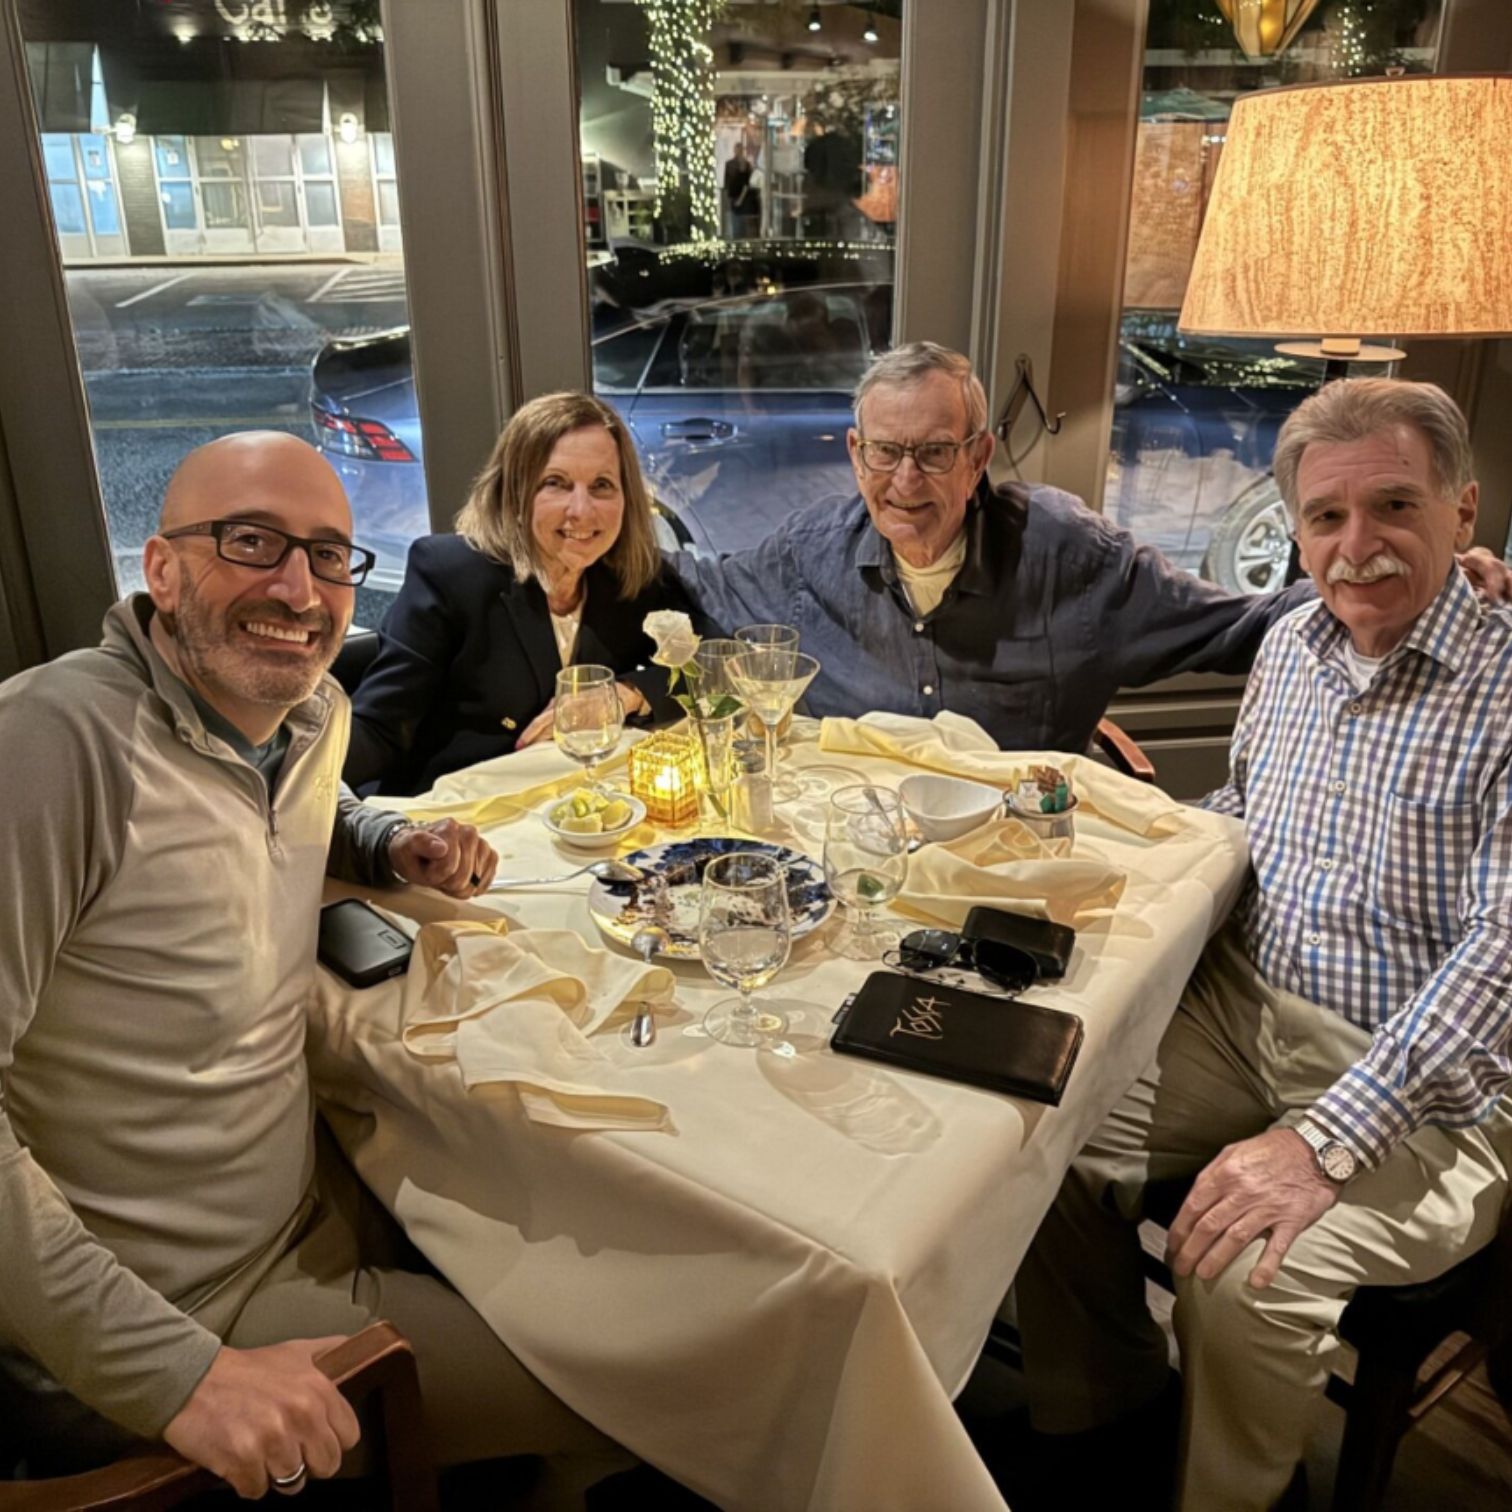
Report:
1140,1175,1512,1512
0,1323,438,1512
1092,718,1157,783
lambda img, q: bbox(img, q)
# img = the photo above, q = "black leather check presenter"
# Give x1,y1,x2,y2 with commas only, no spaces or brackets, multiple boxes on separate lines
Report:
830,972,1085,1106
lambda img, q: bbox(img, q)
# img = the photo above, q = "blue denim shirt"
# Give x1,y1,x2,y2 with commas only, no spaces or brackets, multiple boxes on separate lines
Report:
670,481,1313,751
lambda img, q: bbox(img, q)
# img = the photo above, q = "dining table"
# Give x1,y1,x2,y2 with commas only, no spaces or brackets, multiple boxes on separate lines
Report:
308,711,1249,1512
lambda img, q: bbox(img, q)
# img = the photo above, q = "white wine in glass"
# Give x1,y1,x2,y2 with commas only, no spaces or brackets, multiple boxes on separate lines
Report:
553,664,623,794
727,649,819,805
823,786,908,960
699,850,792,1047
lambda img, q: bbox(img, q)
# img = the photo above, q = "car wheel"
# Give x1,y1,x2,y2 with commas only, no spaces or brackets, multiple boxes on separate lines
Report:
1201,479,1292,596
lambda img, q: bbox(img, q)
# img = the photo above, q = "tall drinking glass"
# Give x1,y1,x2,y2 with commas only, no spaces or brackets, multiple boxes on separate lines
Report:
699,850,793,1046
692,638,746,705
727,649,820,806
553,664,623,794
734,623,800,653
822,786,909,959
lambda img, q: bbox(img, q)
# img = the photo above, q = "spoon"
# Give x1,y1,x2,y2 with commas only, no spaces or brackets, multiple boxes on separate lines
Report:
629,925,670,1047
488,857,644,891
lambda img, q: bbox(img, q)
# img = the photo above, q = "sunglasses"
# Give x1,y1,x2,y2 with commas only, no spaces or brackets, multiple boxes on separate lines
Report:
882,928,1037,997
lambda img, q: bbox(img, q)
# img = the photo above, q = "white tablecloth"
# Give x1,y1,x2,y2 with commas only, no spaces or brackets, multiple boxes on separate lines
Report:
308,719,1248,1511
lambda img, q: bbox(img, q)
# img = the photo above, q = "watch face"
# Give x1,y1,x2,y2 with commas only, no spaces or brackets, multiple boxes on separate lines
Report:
1320,1142,1358,1182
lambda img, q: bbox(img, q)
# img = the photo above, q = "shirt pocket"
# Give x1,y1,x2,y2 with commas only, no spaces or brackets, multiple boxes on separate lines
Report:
1369,791,1477,942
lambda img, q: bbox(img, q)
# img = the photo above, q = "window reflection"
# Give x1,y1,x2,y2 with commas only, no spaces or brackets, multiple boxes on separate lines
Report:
578,0,903,555
1108,0,1443,594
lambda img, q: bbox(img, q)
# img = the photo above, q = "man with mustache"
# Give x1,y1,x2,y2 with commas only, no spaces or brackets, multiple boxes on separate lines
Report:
0,434,624,1501
1016,380,1512,1511
671,342,1510,751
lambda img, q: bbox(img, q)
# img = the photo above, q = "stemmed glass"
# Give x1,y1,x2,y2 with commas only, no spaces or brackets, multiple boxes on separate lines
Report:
727,648,820,805
822,786,909,960
699,851,793,1047
735,625,801,774
553,664,623,795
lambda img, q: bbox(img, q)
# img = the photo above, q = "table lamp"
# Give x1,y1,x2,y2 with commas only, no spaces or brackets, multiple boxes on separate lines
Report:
1179,74,1512,382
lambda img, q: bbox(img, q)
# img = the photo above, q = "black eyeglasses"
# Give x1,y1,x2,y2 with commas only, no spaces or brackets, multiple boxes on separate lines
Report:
162,519,376,587
883,927,1037,996
855,432,983,476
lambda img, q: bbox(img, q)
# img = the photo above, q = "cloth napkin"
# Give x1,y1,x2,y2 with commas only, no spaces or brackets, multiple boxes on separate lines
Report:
818,710,1190,839
817,711,1158,928
385,734,647,831
397,918,678,1132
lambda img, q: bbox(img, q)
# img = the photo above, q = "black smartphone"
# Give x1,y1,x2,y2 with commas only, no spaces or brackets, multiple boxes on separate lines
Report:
317,900,414,989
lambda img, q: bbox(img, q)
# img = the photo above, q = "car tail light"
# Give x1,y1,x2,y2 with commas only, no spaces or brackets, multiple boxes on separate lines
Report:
311,407,416,463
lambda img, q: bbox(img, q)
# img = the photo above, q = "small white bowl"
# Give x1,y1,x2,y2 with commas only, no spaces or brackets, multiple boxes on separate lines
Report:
897,774,1003,843
542,793,646,851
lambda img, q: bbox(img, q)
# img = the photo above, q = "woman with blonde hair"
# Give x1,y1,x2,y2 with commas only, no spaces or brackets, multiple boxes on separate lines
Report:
346,391,694,795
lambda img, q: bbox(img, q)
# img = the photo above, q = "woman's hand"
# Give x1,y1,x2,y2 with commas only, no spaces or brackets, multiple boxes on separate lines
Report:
516,682,647,749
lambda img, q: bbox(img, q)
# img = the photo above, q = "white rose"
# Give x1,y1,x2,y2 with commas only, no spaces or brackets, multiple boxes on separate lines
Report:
643,610,701,668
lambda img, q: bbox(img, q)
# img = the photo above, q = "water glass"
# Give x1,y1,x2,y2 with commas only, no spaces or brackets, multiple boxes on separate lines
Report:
699,850,792,1047
553,664,623,793
822,786,909,960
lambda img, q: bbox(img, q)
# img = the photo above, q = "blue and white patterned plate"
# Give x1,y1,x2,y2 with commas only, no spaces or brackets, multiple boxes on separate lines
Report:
586,837,834,960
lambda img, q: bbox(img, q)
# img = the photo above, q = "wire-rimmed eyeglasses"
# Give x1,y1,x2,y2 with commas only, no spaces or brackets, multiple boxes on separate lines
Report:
854,432,984,476
162,519,376,587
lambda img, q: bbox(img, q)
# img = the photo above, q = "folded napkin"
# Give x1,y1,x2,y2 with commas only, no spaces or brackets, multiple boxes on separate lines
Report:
386,733,648,830
398,920,678,1132
818,710,1189,839
895,817,1125,929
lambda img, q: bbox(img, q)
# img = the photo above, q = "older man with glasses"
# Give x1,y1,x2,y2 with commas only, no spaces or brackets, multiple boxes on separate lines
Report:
672,341,1509,752
0,433,626,1503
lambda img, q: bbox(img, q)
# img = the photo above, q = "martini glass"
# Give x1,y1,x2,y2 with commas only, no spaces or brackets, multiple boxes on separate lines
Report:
728,648,820,807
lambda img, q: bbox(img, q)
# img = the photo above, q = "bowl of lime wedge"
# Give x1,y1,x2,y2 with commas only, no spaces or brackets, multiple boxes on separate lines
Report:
542,788,647,850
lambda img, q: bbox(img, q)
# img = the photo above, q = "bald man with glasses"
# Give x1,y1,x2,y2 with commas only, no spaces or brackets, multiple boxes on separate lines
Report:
0,434,625,1504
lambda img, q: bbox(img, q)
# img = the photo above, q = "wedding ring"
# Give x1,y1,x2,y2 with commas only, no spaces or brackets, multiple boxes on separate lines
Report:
270,1462,308,1495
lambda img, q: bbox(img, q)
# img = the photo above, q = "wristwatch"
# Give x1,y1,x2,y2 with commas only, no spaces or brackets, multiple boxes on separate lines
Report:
1296,1120,1360,1184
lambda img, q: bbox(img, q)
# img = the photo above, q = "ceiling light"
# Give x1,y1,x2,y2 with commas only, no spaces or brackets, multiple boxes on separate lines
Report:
808,6,822,32
863,11,879,43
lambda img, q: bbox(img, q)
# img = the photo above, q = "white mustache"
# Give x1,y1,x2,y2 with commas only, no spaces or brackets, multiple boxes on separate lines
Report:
1326,553,1409,586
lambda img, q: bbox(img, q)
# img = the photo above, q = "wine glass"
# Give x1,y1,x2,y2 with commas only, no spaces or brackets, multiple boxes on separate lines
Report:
699,850,793,1047
727,648,820,805
822,786,909,959
553,664,623,794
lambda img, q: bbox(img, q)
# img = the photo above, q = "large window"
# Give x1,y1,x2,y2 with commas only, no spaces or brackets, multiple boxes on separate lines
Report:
1108,0,1444,594
18,0,427,628
577,0,903,553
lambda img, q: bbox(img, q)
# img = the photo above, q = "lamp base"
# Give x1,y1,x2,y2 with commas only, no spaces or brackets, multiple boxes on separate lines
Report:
1274,340,1406,363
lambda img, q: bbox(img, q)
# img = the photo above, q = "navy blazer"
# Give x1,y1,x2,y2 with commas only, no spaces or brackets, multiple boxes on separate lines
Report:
345,533,693,796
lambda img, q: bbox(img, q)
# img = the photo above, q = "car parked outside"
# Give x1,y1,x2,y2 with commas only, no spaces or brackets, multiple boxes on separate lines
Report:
309,280,892,592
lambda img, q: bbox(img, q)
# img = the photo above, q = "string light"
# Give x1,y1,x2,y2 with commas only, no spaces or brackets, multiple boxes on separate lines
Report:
638,0,719,242
656,236,891,265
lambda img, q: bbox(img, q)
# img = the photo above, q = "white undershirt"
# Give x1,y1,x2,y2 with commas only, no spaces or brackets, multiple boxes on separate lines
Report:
892,533,968,617
1339,640,1386,693
549,589,584,668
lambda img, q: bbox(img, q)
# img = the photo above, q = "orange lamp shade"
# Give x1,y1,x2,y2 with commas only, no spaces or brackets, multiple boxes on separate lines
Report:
1180,76,1512,345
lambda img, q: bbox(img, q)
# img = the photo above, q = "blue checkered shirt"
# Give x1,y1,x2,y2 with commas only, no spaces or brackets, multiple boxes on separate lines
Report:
1206,568,1512,1166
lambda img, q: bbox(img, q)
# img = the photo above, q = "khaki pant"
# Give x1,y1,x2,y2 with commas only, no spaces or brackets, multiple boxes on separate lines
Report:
1016,925,1512,1512
9,1124,627,1507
